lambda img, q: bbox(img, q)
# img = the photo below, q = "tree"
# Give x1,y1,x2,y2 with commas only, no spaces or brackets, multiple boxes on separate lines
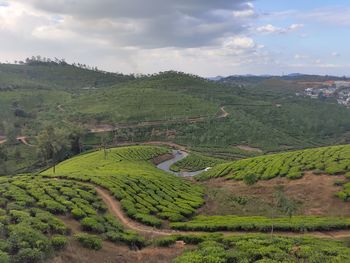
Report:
99,133,109,159
0,145,8,174
68,126,85,155
37,126,69,173
274,185,299,219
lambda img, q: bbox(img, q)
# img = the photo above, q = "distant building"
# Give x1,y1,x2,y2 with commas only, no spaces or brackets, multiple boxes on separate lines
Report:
334,81,350,88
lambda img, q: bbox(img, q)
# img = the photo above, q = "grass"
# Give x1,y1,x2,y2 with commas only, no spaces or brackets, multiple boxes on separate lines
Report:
197,144,350,181
41,146,205,226
170,215,350,232
170,153,225,172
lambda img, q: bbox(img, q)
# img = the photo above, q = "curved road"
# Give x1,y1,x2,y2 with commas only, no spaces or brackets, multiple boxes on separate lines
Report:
93,149,350,241
156,150,206,177
95,185,350,240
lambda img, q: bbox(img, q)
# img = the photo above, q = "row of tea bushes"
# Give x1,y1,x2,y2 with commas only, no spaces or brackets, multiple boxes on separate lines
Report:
197,144,350,181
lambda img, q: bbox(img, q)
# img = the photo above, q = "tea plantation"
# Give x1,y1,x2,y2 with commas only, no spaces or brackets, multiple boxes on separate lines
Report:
173,234,350,263
197,144,350,181
170,153,225,172
0,175,144,262
42,146,204,226
170,215,350,232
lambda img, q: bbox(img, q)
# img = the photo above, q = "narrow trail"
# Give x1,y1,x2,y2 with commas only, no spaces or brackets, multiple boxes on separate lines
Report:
17,136,34,147
57,104,65,112
89,106,230,133
0,136,34,146
218,106,229,118
96,187,175,237
95,186,350,241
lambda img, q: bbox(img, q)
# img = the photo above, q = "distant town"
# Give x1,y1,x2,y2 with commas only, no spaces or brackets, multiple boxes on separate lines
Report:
298,80,350,107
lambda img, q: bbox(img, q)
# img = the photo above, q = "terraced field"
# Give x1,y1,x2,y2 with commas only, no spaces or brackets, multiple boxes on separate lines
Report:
170,153,225,172
42,146,204,226
174,234,350,262
0,175,144,262
2,144,350,262
197,144,350,181
170,215,350,232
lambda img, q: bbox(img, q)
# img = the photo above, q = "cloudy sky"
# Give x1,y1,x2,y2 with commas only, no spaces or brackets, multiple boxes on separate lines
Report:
0,0,349,76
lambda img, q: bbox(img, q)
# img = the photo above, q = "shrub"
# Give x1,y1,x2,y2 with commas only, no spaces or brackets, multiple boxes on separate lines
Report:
337,192,349,201
0,252,9,263
243,174,258,186
12,248,42,263
133,214,162,227
287,172,303,180
346,172,350,179
51,235,68,250
71,208,86,220
81,217,105,233
74,233,102,250
154,236,177,247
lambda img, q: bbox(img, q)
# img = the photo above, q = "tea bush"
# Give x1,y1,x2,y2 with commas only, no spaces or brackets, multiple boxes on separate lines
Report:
42,146,205,226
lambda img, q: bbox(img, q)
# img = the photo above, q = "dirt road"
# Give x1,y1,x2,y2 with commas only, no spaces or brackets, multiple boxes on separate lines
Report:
0,136,34,146
96,187,175,237
89,106,230,134
95,185,350,240
218,106,229,118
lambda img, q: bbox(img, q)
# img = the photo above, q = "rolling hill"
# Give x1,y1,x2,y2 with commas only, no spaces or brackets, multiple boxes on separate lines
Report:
1,61,350,175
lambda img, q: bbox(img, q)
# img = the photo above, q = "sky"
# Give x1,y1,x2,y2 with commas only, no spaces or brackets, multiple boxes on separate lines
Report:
0,0,349,77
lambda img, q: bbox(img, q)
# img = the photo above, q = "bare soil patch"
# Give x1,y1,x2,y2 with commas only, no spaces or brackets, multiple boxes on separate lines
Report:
236,145,263,153
49,239,187,263
200,173,350,217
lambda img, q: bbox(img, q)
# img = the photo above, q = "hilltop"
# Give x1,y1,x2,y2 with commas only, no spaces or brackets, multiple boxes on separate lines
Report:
1,60,350,174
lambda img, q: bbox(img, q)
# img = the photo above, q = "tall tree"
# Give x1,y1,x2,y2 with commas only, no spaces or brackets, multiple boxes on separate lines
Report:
37,126,69,173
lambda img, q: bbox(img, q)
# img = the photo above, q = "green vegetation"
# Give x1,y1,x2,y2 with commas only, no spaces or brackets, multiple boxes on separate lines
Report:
42,146,204,226
2,64,350,175
74,233,102,250
170,153,225,172
337,183,350,201
170,215,350,232
67,86,218,124
0,174,145,262
197,144,350,181
174,234,350,263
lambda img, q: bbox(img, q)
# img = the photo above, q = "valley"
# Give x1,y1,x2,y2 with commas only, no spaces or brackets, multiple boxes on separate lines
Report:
1,61,350,262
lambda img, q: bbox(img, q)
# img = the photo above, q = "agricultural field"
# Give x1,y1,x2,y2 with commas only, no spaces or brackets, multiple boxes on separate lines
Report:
0,175,144,262
65,86,218,124
170,215,350,232
197,144,350,181
173,234,350,263
170,153,225,172
42,146,205,226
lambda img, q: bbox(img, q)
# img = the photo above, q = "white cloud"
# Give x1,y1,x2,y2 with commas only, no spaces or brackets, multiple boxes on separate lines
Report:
232,9,255,18
256,23,304,34
223,36,256,50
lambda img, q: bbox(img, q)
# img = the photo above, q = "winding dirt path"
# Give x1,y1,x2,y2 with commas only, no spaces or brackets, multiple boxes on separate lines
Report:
96,187,174,237
89,106,230,133
17,136,34,147
95,185,350,240
0,136,34,146
218,106,229,118
57,104,65,112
